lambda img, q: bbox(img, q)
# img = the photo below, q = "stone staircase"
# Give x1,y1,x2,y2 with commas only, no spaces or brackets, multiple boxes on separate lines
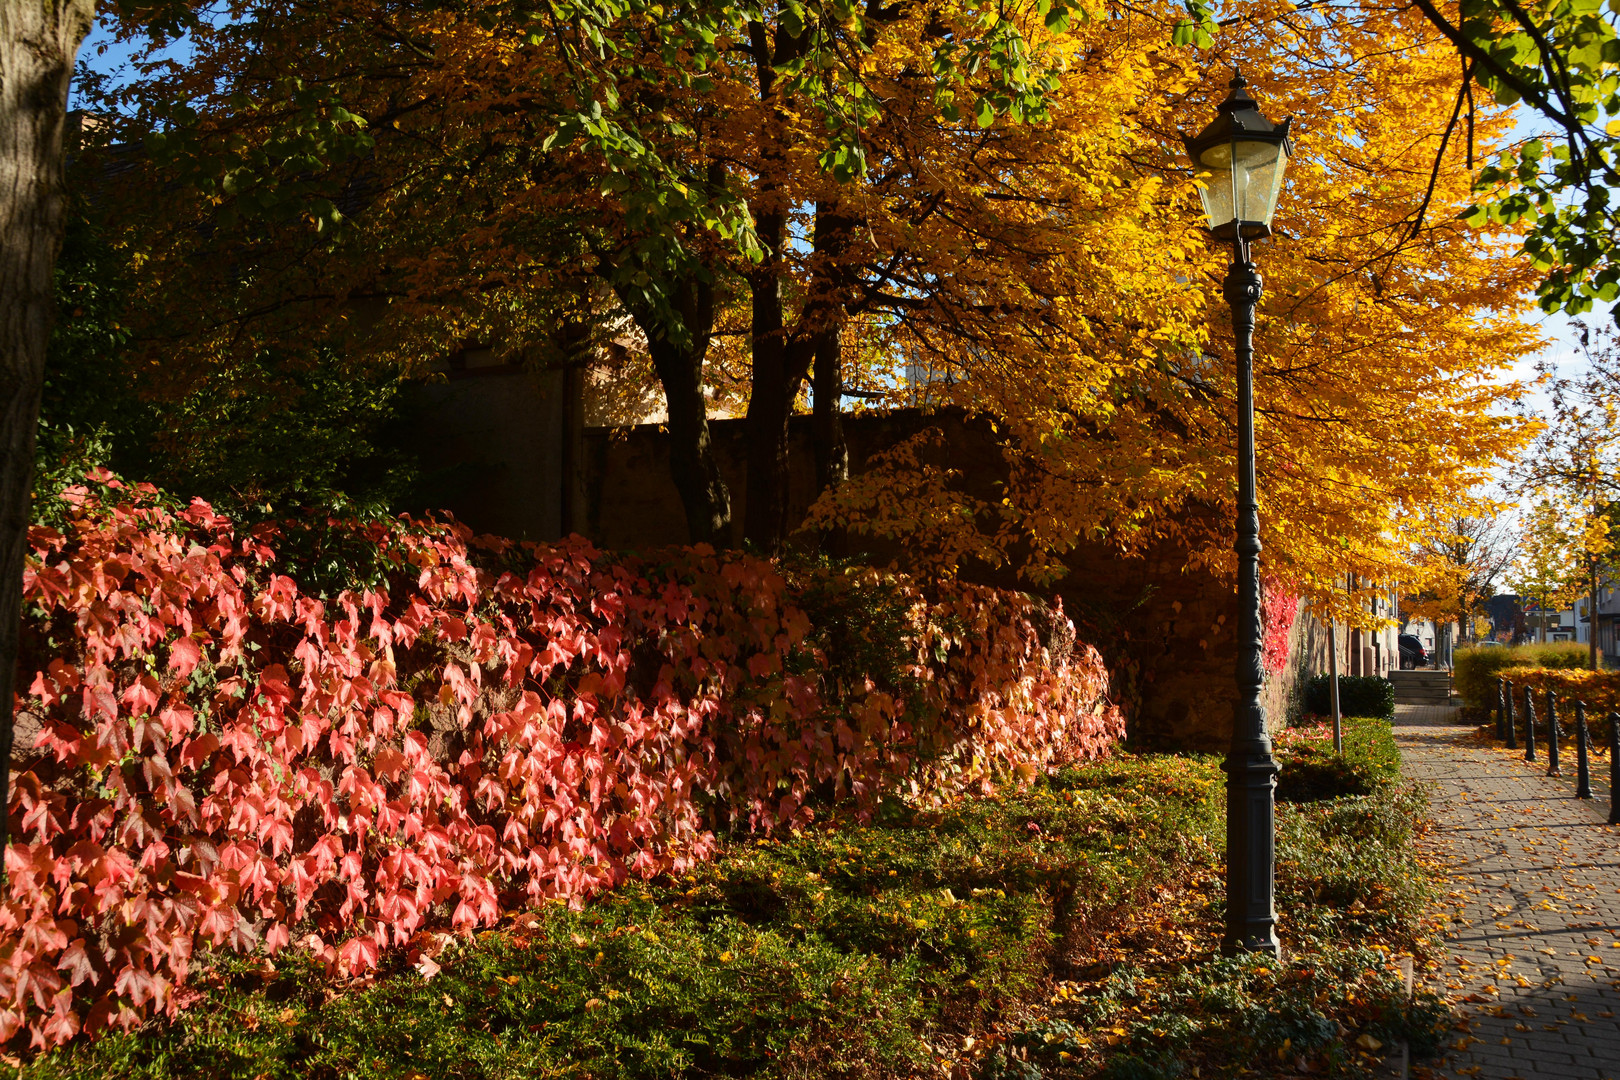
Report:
1388,669,1452,705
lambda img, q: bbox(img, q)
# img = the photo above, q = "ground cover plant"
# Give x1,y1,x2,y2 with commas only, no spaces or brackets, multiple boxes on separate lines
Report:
978,718,1442,1080
3,481,1122,1049
26,718,1441,1079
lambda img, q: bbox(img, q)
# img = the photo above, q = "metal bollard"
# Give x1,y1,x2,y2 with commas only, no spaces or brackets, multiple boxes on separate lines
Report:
1524,686,1538,763
1547,691,1562,777
1497,677,1508,740
1496,680,1509,748
1610,713,1620,826
1575,701,1592,799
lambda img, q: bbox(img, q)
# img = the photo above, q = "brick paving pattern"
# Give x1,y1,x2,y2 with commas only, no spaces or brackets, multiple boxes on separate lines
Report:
1397,703,1620,1080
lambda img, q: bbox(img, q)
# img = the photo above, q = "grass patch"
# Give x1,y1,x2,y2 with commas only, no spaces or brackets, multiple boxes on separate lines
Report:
31,721,1439,1080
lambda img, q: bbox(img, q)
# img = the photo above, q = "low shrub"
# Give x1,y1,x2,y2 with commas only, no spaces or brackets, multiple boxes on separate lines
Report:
1274,718,1401,802
1301,674,1394,720
30,756,1225,1079
30,723,1437,1080
1497,666,1620,747
4,481,1123,1050
1454,641,1589,709
981,718,1436,1080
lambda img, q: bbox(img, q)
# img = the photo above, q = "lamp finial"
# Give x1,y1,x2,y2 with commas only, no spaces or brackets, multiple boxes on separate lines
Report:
1218,69,1258,114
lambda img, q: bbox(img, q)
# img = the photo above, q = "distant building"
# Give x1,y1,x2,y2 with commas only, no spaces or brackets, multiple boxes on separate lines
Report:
1510,586,1619,657
1485,594,1523,643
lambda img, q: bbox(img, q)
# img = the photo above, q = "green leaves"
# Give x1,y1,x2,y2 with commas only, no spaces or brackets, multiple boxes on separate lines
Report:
1172,0,1217,48
1439,0,1620,323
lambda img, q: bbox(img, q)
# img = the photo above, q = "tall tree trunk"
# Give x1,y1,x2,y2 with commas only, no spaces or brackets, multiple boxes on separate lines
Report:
0,0,95,862
741,190,856,551
809,326,847,557
614,271,731,545
810,326,846,495
1591,557,1601,670
649,328,730,545
741,20,794,551
743,268,796,549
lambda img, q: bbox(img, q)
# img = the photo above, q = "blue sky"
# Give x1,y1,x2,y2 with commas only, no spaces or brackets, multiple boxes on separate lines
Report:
71,16,189,109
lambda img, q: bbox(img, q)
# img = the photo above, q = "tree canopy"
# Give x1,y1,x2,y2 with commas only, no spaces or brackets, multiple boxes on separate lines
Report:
66,0,1541,620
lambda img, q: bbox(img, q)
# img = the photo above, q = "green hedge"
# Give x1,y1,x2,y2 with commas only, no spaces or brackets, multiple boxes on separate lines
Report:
1454,642,1589,710
1302,674,1394,720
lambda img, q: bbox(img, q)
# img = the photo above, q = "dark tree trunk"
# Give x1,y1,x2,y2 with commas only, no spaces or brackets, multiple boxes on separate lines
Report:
0,0,95,861
810,326,846,494
614,271,731,545
649,328,730,545
742,270,806,549
809,326,847,557
1591,558,1601,670
742,194,856,551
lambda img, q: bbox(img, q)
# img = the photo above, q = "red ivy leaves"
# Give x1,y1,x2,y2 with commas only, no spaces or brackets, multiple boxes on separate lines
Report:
1262,578,1301,676
2,483,1123,1049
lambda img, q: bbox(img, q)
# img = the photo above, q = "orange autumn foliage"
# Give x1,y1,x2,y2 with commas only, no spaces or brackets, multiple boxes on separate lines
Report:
88,1,1536,619
802,2,1538,621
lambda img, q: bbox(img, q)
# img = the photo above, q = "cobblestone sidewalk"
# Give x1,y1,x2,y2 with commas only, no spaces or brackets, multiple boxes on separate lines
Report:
1397,703,1620,1080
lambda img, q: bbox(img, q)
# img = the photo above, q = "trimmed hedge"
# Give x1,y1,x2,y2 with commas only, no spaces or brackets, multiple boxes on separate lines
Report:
1302,674,1394,720
1496,666,1618,747
1454,642,1589,709
1274,717,1401,801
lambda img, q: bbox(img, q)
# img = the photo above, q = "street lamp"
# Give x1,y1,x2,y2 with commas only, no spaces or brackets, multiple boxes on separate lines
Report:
1181,70,1292,958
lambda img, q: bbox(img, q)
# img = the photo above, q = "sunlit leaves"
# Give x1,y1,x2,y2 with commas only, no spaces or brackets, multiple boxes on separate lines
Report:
1431,0,1620,321
1172,0,1216,48
3,479,1123,1049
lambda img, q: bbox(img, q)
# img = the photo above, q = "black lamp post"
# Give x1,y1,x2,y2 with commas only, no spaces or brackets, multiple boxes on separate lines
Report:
1182,71,1292,958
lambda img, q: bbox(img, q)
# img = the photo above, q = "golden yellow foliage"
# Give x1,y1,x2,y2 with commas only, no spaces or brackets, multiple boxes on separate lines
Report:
95,0,1536,619
806,1,1538,621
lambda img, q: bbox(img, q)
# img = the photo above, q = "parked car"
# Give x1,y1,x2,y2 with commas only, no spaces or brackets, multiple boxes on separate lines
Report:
1398,633,1430,669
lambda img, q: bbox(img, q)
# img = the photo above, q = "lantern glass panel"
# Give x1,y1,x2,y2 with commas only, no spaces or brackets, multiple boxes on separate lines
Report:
1196,138,1288,232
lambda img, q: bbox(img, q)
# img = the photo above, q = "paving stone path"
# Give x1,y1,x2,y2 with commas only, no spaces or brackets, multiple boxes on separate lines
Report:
1397,703,1620,1080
